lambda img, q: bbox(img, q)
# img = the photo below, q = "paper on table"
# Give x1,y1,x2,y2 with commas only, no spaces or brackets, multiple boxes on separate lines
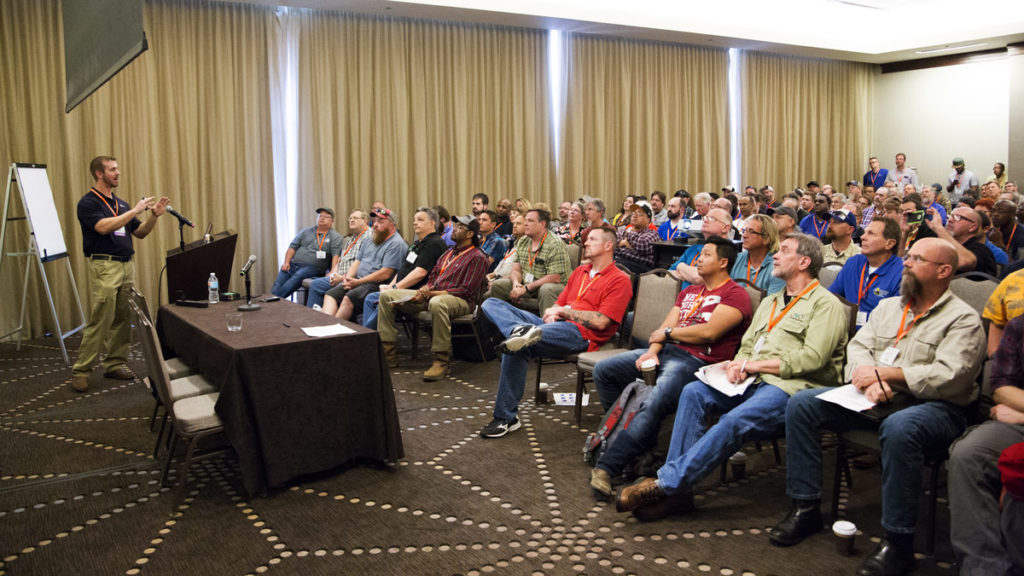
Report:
301,324,356,337
553,393,589,406
816,383,877,412
696,361,755,397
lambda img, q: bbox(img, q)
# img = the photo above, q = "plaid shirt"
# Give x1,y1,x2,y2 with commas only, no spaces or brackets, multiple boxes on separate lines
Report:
514,232,570,284
427,244,490,308
860,205,875,229
615,225,660,268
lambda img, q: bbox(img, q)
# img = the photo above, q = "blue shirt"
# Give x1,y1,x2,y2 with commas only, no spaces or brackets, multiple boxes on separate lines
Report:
731,251,785,294
987,240,1009,266
929,202,948,226
827,253,902,326
480,233,508,272
355,231,408,279
441,223,455,247
658,220,688,241
799,213,830,240
669,243,704,290
863,169,888,190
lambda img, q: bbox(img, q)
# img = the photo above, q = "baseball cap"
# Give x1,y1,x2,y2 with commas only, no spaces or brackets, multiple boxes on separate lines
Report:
952,157,965,167
721,186,736,193
806,180,819,188
846,180,860,187
453,214,481,233
316,207,335,218
371,207,398,223
830,209,857,227
630,200,653,219
773,206,798,221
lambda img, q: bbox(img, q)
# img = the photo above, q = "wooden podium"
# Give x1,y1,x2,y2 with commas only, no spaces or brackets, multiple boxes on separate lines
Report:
166,230,237,301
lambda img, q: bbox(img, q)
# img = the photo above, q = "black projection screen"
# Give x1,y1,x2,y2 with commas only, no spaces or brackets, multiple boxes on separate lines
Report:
63,0,148,113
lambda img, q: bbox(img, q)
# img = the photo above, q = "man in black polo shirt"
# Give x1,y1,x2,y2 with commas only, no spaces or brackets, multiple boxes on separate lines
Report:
72,156,170,392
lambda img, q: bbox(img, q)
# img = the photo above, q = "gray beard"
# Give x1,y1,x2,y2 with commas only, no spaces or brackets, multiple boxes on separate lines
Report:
900,270,921,307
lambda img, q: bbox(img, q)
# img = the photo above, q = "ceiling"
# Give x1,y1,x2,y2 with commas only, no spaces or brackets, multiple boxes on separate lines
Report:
228,0,1024,64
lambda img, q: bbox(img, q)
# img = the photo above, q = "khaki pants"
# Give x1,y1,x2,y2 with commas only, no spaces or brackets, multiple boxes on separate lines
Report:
73,258,134,374
377,290,470,353
488,278,563,314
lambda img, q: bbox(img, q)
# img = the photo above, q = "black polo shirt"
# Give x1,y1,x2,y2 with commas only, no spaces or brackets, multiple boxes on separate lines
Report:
77,190,141,258
962,236,998,277
397,232,447,288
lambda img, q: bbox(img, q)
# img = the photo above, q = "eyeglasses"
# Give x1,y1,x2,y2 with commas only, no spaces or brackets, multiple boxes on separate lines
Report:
741,228,764,237
950,213,977,224
905,253,944,265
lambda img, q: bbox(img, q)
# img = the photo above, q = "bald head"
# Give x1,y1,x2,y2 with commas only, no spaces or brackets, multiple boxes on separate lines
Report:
915,238,959,273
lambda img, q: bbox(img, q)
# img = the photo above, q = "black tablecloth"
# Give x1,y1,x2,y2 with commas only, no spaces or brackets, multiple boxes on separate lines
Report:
157,300,403,495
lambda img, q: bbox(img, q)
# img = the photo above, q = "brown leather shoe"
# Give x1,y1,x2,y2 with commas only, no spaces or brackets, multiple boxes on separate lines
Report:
423,351,450,381
615,477,664,513
103,366,135,380
633,491,694,522
71,373,89,392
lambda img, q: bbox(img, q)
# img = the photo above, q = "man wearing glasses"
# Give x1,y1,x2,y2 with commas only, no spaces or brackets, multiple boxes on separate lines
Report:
799,194,832,241
668,208,733,289
925,205,997,277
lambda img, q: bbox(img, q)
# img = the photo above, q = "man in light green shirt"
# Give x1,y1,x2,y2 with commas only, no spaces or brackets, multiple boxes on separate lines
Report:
488,208,570,312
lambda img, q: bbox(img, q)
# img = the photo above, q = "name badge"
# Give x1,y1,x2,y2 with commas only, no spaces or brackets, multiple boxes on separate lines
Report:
856,311,868,327
524,273,535,284
753,335,766,354
880,346,899,366
113,227,126,237
406,251,417,263
316,250,326,259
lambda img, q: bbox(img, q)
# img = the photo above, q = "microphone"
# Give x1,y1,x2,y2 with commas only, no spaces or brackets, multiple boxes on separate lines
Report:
166,205,195,228
239,254,257,276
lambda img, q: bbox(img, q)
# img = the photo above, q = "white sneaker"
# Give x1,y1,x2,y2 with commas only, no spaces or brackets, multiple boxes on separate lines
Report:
498,325,543,354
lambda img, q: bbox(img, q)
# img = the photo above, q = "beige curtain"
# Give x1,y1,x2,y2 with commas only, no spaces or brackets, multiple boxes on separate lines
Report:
296,12,554,233
741,51,874,194
0,0,279,339
560,33,729,204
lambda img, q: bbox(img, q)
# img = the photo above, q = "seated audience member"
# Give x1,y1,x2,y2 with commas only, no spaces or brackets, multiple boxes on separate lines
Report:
821,209,861,265
378,215,489,381
471,192,489,215
828,218,902,328
477,210,507,272
494,198,513,237
436,205,456,247
658,196,689,242
307,210,370,308
949,314,1024,576
772,206,798,238
983,267,1024,357
799,194,831,241
898,193,936,257
691,192,713,220
881,196,901,223
925,205,998,277
735,194,758,226
556,200,572,226
360,207,447,328
713,197,735,220
981,180,1003,202
489,213,525,286
978,212,1009,267
580,197,608,244
615,234,848,521
768,238,984,576
733,214,785,294
479,227,633,438
271,208,343,299
760,186,778,213
611,195,635,228
554,200,586,244
831,193,848,211
488,208,570,313
992,200,1024,262
668,208,733,288
614,201,660,274
920,183,948,225
588,237,753,497
321,208,407,320
988,162,1008,188
798,190,815,218
674,189,696,219
650,191,668,226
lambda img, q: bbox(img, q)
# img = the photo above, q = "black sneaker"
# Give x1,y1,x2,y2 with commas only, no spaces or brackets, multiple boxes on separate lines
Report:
480,416,521,438
498,325,543,354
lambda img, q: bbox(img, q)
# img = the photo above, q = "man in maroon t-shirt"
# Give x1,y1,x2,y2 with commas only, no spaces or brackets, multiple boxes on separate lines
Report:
480,227,633,438
588,236,753,498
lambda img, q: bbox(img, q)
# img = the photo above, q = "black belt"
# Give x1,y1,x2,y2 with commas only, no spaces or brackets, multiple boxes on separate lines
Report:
89,254,131,262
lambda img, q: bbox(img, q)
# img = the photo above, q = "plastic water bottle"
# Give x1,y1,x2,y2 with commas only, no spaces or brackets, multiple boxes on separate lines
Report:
208,273,219,304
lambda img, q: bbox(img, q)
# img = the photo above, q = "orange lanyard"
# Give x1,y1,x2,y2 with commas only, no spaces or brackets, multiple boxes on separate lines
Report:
767,281,819,332
439,246,471,275
501,247,516,262
812,217,827,238
342,229,366,257
894,303,928,345
90,188,119,216
575,269,601,303
528,231,548,271
747,258,762,283
857,263,878,304
668,224,682,240
1007,223,1018,250
689,251,700,266
903,227,919,253
315,230,328,251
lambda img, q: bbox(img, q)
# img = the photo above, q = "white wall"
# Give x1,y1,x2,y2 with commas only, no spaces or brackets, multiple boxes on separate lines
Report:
871,58,1009,189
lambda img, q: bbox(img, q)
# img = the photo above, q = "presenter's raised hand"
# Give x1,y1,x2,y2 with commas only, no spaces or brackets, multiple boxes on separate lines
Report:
152,197,170,216
133,196,156,214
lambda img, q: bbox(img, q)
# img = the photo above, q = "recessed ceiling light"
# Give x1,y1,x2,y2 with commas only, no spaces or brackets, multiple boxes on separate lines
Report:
915,43,988,54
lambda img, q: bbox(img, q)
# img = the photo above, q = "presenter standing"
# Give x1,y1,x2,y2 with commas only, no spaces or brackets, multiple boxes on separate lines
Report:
71,156,168,392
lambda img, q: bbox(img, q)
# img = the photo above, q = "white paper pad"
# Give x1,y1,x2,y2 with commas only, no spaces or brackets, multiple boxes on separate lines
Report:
554,393,589,406
301,323,356,337
389,294,414,304
816,383,877,412
696,361,755,397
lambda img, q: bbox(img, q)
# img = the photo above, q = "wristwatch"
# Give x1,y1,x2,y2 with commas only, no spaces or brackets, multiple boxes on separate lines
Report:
663,327,673,341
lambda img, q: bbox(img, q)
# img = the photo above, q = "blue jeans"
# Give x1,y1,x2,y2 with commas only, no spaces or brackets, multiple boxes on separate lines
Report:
785,388,967,533
272,264,323,299
656,380,789,495
482,298,589,421
593,347,707,476
362,291,382,328
305,276,333,308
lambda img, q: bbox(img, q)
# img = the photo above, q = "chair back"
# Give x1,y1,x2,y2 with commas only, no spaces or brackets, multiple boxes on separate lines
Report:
818,262,843,290
129,286,152,322
950,273,998,317
836,295,858,339
631,269,682,342
566,242,582,270
128,300,174,413
733,279,766,312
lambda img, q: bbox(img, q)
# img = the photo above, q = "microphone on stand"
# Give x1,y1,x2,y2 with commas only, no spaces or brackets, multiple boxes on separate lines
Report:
240,254,257,276
166,205,196,228
238,254,261,312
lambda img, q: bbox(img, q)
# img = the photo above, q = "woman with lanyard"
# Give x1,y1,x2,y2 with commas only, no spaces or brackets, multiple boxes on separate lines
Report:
732,214,786,295
555,200,586,244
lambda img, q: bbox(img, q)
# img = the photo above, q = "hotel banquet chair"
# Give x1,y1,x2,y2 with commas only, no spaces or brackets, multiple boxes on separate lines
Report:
129,287,201,432
408,282,490,362
949,272,998,318
817,261,844,291
569,268,679,423
129,301,222,482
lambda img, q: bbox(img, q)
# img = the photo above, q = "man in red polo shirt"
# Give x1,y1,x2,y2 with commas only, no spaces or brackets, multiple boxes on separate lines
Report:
480,226,633,438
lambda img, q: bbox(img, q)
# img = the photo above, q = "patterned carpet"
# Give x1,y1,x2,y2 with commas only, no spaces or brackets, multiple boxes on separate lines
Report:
0,331,958,575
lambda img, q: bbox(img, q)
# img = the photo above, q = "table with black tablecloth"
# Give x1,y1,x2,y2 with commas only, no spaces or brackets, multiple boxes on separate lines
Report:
157,299,403,496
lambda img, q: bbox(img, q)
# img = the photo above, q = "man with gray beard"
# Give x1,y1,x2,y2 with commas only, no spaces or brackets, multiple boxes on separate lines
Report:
769,238,985,576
